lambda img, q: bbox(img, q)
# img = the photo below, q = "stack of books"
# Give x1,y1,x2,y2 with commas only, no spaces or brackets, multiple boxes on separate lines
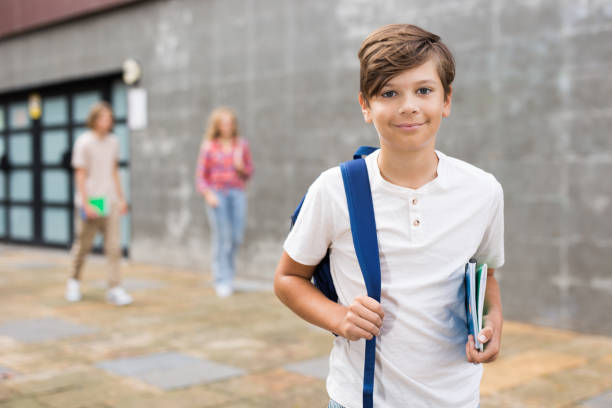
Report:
465,259,487,352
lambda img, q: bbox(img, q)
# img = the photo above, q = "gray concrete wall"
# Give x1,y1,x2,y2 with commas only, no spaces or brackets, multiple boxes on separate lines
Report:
0,0,611,335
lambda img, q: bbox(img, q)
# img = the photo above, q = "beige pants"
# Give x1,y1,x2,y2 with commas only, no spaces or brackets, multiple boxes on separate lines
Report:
69,205,121,288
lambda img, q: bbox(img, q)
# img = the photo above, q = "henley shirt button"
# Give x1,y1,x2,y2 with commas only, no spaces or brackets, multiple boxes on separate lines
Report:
412,198,418,206
413,219,420,227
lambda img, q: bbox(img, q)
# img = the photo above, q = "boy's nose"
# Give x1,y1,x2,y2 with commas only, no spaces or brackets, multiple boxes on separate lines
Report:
398,97,419,114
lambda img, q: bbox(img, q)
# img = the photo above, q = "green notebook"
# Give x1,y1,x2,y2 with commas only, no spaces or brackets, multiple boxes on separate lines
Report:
88,197,109,217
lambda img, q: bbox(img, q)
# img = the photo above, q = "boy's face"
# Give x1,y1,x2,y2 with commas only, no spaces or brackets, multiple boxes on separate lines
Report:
359,58,451,154
94,109,114,134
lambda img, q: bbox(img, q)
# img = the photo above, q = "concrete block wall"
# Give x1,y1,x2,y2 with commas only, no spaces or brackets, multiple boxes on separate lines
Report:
0,0,611,335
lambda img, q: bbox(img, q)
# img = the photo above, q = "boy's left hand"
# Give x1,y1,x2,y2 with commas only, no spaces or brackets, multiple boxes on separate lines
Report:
465,312,502,364
118,199,129,215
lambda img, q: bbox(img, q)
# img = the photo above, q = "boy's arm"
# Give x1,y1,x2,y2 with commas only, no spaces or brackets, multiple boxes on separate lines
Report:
75,168,97,218
113,164,128,215
274,251,383,340
466,267,502,363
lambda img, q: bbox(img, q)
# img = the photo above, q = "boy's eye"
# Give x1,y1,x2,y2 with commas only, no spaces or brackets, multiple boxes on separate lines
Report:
381,90,397,98
416,87,432,95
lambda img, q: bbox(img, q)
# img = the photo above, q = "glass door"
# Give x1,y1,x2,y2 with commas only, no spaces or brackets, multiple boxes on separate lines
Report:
0,105,5,238
0,76,131,255
6,101,34,242
40,94,72,246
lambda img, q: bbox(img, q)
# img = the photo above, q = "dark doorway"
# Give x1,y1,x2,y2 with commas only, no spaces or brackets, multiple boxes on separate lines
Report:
0,74,131,255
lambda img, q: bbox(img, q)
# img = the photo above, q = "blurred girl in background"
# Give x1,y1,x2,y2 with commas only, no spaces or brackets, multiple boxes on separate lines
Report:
195,107,253,297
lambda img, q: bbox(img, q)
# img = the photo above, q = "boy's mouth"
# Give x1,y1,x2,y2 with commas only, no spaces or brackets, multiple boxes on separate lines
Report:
395,122,424,130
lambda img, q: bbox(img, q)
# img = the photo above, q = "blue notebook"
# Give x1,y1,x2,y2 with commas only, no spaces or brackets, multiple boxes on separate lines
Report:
465,259,488,352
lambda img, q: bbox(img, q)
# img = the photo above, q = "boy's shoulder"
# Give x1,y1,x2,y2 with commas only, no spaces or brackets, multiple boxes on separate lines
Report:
310,165,343,197
75,130,92,142
74,132,119,155
439,150,501,191
73,131,93,150
319,165,342,183
316,149,379,188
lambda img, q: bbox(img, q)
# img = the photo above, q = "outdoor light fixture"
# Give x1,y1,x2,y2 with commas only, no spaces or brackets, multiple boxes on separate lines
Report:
28,93,41,120
122,58,142,85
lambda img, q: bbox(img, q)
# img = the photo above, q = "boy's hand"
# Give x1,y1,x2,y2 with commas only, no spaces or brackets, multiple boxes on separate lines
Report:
118,199,129,215
337,295,384,341
465,312,502,364
83,203,98,219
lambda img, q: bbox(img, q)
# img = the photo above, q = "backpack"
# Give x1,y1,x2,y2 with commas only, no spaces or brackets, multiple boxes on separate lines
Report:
290,146,381,408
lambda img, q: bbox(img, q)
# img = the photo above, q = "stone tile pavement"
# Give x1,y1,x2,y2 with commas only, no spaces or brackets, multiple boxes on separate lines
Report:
0,245,611,407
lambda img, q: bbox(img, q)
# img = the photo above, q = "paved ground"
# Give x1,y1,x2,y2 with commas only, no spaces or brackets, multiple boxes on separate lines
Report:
1,245,611,408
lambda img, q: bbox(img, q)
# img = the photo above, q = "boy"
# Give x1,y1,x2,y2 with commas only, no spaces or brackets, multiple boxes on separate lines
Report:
274,24,504,407
65,101,132,306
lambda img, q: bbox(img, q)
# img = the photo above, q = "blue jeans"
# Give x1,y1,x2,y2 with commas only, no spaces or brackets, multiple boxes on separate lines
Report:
206,188,246,288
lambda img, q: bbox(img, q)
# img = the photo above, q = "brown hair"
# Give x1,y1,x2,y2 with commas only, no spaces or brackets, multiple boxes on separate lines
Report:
358,24,455,104
202,106,239,144
86,101,114,129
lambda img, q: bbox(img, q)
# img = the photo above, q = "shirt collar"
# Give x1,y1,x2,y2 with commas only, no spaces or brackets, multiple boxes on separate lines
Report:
433,150,450,190
369,149,450,193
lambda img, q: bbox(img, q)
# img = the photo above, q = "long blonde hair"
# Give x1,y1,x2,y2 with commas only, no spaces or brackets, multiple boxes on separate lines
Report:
202,107,239,146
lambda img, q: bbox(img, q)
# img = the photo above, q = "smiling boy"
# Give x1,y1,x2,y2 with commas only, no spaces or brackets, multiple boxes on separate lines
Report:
274,24,504,407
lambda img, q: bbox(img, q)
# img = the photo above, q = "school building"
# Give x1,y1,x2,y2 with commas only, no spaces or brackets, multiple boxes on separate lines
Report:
0,0,611,336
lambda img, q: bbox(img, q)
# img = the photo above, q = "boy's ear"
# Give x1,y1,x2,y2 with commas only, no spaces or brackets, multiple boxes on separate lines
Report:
442,85,452,118
358,92,373,123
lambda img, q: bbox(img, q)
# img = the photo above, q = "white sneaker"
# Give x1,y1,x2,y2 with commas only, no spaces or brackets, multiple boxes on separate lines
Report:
106,286,133,306
65,279,82,302
215,284,233,298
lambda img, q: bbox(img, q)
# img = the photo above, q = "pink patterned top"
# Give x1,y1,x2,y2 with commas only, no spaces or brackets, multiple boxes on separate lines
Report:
195,138,254,193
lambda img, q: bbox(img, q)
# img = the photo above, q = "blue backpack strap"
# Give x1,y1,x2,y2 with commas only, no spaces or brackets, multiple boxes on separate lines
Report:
340,158,380,408
353,145,378,160
290,194,306,226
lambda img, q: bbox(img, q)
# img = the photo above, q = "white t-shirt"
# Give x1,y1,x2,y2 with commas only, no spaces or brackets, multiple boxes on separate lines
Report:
284,149,504,408
72,130,120,207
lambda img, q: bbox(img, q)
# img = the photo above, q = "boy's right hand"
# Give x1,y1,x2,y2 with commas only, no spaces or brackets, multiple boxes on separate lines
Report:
83,204,98,219
337,295,384,341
